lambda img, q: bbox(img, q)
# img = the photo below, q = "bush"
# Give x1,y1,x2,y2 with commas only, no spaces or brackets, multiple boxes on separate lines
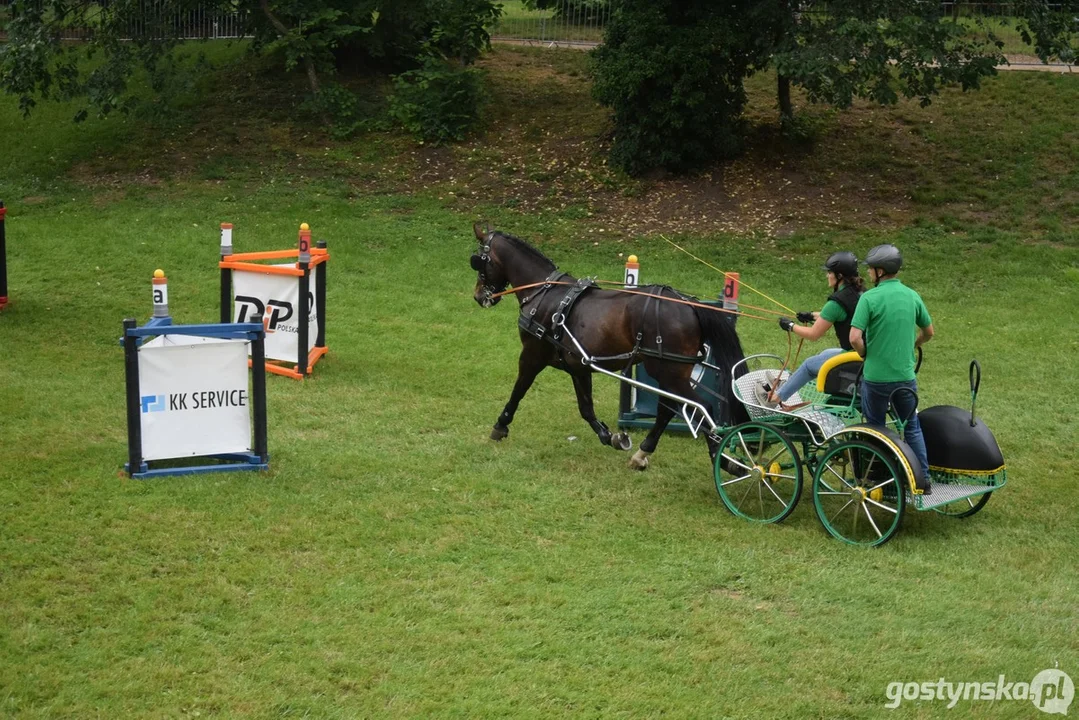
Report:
303,83,390,140
591,0,766,175
389,54,486,143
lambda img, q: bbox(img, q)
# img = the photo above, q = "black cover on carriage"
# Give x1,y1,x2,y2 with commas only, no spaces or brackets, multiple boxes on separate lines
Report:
918,405,1005,472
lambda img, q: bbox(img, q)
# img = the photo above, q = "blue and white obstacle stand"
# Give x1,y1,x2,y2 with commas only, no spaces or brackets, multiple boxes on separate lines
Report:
122,269,270,479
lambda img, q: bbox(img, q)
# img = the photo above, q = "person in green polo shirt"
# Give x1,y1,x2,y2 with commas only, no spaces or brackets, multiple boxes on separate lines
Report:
849,244,934,479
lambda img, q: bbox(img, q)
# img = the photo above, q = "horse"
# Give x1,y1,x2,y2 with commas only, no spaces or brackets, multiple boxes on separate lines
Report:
470,224,749,470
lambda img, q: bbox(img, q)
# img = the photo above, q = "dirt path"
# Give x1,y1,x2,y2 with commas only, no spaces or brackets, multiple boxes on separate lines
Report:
491,37,1076,72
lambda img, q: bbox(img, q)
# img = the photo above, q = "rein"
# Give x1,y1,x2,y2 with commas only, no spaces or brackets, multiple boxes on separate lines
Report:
489,279,781,324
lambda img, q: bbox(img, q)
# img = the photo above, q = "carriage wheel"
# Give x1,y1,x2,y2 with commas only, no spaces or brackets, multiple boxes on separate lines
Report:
713,422,802,524
812,439,905,546
932,491,992,519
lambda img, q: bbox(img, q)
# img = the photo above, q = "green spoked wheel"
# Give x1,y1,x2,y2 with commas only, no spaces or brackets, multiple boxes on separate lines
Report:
812,439,905,546
932,491,992,518
714,422,802,523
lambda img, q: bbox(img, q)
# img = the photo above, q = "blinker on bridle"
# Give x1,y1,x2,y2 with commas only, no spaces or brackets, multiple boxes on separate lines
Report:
472,235,498,303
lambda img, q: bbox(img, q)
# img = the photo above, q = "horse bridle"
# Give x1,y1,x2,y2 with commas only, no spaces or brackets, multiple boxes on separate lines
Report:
471,233,500,303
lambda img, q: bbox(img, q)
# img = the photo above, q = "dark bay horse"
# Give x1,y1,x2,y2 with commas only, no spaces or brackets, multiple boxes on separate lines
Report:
470,224,749,470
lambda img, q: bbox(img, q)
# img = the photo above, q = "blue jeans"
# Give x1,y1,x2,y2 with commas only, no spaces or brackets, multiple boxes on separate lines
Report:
860,379,930,479
777,347,846,402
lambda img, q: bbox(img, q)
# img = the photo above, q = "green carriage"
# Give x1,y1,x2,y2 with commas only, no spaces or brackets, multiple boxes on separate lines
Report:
707,352,1007,546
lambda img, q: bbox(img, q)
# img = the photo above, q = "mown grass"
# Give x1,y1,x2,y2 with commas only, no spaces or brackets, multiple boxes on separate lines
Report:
1,43,1077,718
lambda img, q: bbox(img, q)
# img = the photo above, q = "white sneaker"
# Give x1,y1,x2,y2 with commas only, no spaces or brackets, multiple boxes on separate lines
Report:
754,382,779,409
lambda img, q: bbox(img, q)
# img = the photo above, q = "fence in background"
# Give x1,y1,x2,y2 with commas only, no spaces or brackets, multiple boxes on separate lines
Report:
489,1,1074,65
0,2,250,41
1,1,1072,64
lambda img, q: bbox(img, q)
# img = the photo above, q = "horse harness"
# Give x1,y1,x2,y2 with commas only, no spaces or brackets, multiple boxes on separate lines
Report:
517,276,702,368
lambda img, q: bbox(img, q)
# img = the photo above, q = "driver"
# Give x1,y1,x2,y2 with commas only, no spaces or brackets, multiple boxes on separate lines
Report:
760,251,865,409
849,244,934,480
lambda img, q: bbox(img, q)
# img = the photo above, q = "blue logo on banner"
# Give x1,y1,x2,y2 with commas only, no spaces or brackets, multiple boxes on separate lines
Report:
141,395,166,413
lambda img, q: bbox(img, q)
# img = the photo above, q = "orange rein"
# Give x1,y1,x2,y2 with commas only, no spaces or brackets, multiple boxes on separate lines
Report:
488,279,783,324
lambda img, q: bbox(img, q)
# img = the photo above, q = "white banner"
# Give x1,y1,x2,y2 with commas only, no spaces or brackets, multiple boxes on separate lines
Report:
138,335,252,461
231,267,317,363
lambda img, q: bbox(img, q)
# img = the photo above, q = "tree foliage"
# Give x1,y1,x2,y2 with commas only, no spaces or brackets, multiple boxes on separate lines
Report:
593,0,1078,174
389,52,486,143
591,0,766,175
0,0,500,123
768,0,1036,114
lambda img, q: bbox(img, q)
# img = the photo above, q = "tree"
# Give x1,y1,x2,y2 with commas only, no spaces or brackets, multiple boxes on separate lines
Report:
760,0,1078,124
591,0,768,175
592,0,1078,174
0,0,500,120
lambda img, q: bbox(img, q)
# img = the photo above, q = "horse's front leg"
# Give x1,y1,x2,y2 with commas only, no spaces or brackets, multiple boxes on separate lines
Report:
490,346,548,441
570,371,632,451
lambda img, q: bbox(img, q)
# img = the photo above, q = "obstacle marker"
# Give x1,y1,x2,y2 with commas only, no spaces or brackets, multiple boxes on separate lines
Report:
623,254,639,288
617,254,741,432
123,269,270,479
218,222,329,380
1,200,8,310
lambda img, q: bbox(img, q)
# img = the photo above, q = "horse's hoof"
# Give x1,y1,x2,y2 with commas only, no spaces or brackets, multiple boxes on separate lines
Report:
611,432,633,452
490,426,508,441
629,450,651,471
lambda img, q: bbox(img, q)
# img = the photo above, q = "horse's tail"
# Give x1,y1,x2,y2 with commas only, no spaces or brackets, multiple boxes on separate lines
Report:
693,306,750,426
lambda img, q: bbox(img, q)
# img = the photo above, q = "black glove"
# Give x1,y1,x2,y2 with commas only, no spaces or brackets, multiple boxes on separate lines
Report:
779,317,795,332
796,311,815,324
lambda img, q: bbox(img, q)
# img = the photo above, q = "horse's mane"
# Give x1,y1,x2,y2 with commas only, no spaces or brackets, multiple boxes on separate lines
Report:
494,231,557,272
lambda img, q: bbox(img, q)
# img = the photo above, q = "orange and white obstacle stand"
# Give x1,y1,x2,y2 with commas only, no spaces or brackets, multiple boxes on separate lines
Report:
218,222,329,380
1,200,9,311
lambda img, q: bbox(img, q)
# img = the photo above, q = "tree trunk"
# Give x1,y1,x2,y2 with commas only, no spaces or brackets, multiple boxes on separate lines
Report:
259,0,321,96
777,73,793,123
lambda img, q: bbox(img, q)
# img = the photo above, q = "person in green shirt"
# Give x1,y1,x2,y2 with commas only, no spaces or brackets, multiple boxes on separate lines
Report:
849,244,935,479
759,251,865,408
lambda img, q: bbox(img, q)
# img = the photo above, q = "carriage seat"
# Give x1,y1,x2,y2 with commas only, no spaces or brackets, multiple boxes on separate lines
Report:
815,351,863,401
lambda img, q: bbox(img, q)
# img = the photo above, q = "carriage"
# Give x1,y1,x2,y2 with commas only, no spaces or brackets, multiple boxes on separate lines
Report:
469,225,1007,547
705,352,1007,546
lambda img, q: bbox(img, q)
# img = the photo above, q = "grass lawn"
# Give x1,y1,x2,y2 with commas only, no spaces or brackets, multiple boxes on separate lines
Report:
1,44,1077,718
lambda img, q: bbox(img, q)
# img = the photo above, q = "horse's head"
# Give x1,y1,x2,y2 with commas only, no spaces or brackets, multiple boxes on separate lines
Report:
471,223,508,307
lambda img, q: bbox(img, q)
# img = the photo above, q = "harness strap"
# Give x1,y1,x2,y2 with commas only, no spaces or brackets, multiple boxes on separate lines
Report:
653,287,665,360
551,277,597,342
520,270,566,307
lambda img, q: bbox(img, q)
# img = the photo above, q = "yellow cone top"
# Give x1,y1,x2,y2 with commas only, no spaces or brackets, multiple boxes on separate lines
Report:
300,223,310,232
153,269,165,278
627,255,638,264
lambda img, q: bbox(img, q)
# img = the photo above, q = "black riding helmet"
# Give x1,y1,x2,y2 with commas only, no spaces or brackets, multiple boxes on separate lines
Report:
822,251,859,277
864,244,903,274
